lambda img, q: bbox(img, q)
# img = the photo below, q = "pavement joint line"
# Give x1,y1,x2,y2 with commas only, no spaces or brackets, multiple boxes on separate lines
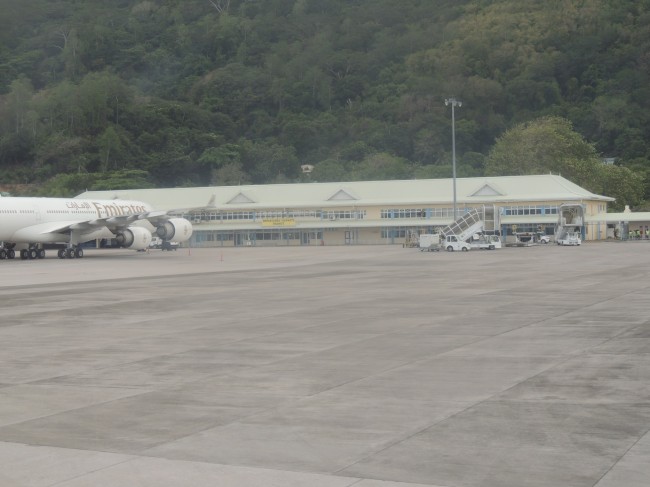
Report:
591,427,650,487
47,454,137,487
334,287,650,477
2,245,649,486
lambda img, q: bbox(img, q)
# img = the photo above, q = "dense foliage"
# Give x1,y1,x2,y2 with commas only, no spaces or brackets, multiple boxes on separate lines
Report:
485,117,644,211
0,0,649,208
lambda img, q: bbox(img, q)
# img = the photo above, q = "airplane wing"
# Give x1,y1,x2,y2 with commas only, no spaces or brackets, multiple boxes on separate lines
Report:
134,194,218,223
69,213,144,232
13,221,90,238
87,210,196,231
16,212,173,238
10,219,120,244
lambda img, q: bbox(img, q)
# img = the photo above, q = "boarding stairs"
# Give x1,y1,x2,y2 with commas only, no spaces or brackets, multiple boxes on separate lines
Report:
440,206,496,242
555,204,585,241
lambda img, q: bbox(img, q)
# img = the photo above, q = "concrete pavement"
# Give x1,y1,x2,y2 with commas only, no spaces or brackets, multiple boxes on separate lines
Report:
0,243,648,486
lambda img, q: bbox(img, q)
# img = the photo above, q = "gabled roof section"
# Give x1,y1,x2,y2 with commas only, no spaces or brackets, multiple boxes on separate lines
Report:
75,174,614,210
469,183,504,197
227,192,255,204
327,188,357,201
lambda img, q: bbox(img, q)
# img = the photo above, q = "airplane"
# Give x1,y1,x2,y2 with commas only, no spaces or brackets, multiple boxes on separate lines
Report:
0,195,192,260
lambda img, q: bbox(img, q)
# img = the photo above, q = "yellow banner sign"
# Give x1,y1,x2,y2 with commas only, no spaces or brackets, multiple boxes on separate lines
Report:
262,218,296,227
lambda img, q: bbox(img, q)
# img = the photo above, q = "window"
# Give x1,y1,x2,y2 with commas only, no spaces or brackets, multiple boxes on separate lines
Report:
381,209,428,219
503,205,558,216
323,210,366,220
381,227,409,238
255,209,322,219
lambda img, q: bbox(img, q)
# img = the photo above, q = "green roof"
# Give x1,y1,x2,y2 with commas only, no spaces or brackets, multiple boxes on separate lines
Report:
77,174,613,210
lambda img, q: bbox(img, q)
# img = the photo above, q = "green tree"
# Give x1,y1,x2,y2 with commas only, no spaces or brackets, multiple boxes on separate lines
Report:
97,125,124,171
485,116,602,189
90,169,155,191
413,163,454,180
41,80,83,134
311,159,347,182
211,162,250,186
485,115,646,208
36,172,97,197
36,169,154,196
598,164,644,211
77,71,131,134
198,144,241,170
5,76,34,134
33,134,87,176
240,140,299,183
350,152,413,181
0,0,649,195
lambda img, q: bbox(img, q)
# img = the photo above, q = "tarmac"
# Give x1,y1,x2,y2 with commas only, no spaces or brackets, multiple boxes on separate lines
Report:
0,242,648,487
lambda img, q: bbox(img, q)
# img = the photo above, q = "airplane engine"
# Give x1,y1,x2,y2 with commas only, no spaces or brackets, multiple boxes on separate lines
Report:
155,218,193,242
115,226,152,250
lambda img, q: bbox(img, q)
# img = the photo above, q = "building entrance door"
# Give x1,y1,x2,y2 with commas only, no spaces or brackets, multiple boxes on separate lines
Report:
344,230,356,245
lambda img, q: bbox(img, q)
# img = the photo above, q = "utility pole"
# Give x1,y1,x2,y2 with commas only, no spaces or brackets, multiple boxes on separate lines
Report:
445,97,462,220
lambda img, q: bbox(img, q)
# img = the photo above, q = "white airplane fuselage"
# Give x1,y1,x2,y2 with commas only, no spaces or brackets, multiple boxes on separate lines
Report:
0,197,154,245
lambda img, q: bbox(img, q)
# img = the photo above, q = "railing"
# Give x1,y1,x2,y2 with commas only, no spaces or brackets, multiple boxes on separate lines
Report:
440,208,484,241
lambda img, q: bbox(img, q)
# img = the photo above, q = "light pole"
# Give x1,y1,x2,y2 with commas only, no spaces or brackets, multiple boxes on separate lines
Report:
445,97,462,221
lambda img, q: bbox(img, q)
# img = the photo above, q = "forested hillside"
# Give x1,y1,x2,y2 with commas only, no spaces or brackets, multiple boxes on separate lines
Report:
1,0,649,208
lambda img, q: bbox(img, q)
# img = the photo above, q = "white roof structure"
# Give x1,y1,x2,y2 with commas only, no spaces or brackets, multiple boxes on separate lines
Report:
77,174,612,210
604,212,650,223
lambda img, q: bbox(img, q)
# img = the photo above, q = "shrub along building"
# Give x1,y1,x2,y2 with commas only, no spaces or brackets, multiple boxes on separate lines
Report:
78,174,613,247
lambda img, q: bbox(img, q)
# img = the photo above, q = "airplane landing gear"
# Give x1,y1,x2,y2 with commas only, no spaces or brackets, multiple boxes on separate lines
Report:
20,246,44,260
58,247,84,259
20,249,38,260
0,250,14,259
1,244,16,259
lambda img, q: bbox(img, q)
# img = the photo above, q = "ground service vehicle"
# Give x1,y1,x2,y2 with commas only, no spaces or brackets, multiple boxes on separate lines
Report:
149,237,179,250
469,234,502,250
557,232,581,246
419,206,497,253
419,233,471,252
444,235,470,252
555,203,584,247
419,234,442,251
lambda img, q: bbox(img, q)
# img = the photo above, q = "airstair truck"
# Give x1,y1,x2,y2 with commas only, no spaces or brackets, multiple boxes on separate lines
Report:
557,232,581,246
421,207,498,253
440,208,489,242
555,203,584,246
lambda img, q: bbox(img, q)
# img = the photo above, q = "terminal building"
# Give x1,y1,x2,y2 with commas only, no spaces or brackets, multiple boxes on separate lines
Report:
78,174,615,247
